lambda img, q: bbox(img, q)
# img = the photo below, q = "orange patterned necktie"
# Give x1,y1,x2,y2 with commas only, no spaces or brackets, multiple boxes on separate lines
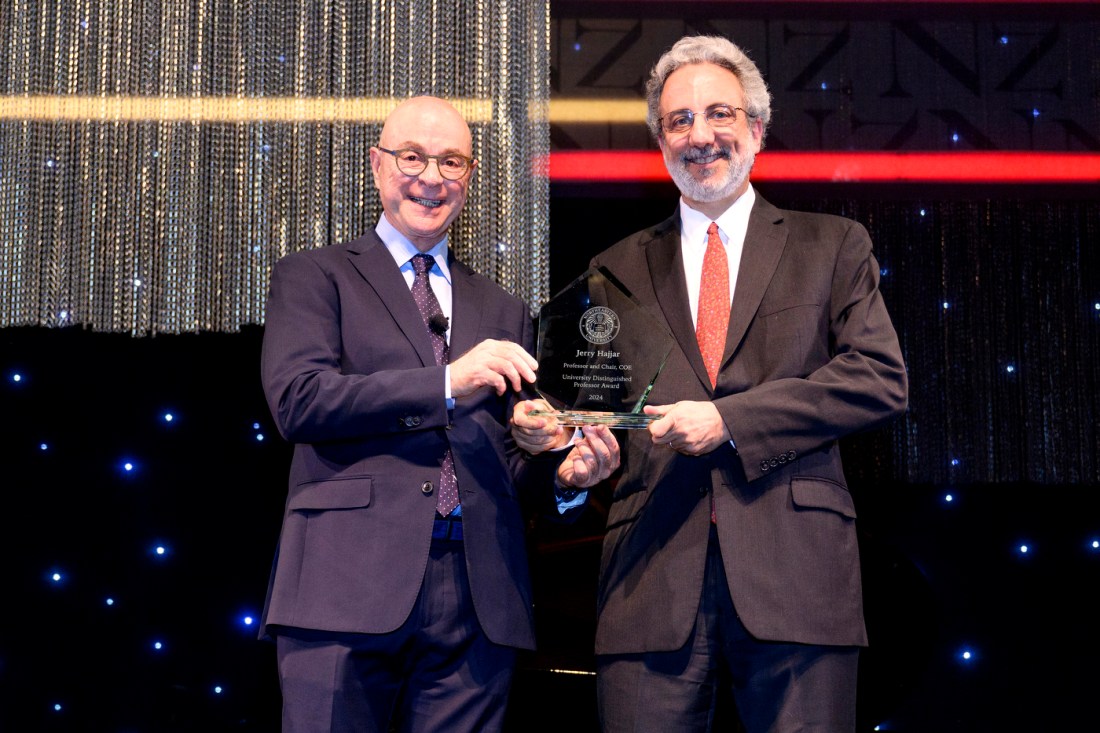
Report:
696,222,729,389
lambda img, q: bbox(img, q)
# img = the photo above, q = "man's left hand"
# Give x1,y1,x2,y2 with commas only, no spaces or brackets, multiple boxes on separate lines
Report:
511,398,570,454
645,401,730,456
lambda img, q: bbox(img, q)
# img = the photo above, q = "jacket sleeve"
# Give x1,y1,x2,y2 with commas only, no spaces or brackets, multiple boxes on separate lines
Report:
718,218,908,483
261,252,451,445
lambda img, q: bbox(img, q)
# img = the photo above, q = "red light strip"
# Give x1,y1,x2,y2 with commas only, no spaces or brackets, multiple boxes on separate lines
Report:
578,0,1097,4
547,151,1100,184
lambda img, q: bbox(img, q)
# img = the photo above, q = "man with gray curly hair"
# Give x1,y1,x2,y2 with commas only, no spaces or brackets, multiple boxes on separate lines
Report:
644,34,774,141
515,33,908,733
643,34,773,217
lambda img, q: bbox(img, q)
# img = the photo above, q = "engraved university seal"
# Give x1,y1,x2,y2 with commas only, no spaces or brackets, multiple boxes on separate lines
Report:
579,306,620,345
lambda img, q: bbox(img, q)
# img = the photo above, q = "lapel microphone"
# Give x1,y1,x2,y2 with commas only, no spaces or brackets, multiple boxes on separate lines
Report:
429,313,449,335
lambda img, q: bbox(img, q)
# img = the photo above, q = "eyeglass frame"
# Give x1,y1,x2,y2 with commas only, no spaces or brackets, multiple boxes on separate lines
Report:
376,146,476,181
659,104,753,135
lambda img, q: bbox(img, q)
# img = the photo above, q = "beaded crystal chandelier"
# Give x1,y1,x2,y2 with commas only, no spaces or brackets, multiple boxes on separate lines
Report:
0,0,550,334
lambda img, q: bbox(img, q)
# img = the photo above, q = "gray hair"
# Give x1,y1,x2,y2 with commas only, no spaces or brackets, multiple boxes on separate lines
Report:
645,35,772,145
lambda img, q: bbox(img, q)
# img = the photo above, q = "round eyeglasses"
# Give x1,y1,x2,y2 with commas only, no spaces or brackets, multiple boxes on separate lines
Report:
661,104,750,135
377,146,474,180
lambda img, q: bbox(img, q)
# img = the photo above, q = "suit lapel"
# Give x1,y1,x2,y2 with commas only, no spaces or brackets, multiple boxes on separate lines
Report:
725,196,787,365
346,231,438,367
647,195,789,391
447,255,485,360
645,213,713,391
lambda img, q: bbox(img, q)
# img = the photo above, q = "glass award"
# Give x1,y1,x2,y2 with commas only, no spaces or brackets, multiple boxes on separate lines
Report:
532,266,673,428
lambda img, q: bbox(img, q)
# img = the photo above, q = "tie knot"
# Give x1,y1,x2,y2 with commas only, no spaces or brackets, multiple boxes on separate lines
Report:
411,253,434,276
707,222,720,240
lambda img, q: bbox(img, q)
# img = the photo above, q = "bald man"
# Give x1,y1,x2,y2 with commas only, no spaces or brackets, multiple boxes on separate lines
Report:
259,96,618,733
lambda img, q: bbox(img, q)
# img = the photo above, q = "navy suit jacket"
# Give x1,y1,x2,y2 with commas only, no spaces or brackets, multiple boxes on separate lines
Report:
589,194,909,654
259,229,554,650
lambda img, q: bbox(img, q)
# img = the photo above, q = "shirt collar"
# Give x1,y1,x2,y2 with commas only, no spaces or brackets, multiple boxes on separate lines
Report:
678,184,756,247
376,213,452,284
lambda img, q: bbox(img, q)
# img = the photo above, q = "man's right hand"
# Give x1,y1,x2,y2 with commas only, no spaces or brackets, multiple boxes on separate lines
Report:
558,424,620,489
450,339,538,398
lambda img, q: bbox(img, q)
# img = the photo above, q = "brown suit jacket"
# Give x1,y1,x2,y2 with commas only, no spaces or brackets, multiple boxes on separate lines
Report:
590,194,908,654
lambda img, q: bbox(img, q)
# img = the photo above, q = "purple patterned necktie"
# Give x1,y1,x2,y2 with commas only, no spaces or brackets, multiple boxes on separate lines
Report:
410,254,459,517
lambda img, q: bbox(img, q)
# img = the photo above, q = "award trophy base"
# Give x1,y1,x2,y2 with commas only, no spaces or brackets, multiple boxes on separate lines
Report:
529,409,656,429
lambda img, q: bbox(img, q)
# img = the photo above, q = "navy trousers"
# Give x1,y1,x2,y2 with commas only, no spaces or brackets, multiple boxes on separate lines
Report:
275,539,517,733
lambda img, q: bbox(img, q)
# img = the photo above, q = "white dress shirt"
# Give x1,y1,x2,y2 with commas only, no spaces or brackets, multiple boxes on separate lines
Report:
678,184,754,328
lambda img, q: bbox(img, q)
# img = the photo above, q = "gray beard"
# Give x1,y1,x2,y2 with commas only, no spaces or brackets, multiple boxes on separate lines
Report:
666,146,754,203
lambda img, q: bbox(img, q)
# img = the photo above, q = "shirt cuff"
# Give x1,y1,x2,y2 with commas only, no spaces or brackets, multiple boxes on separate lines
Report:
554,485,588,514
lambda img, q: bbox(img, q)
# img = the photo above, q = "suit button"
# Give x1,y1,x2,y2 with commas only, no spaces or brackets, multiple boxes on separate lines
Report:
787,450,797,461
760,460,770,472
403,416,415,427
769,457,779,468
412,416,422,426
421,481,434,495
